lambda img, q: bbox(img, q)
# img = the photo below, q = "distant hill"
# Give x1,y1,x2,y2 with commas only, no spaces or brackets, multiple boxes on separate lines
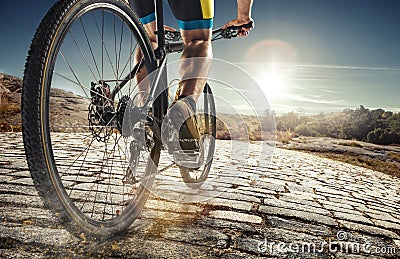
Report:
0,73,89,132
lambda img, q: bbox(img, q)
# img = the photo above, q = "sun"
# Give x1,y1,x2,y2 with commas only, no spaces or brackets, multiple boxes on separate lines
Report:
247,39,296,102
256,68,287,101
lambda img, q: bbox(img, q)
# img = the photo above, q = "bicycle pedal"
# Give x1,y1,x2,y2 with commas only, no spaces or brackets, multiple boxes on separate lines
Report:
122,177,139,185
173,150,204,169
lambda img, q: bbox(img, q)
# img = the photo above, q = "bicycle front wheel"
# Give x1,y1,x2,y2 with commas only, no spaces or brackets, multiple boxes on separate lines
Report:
22,0,157,240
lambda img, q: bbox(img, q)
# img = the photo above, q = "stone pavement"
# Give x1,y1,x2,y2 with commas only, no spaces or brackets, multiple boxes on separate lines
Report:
0,132,399,258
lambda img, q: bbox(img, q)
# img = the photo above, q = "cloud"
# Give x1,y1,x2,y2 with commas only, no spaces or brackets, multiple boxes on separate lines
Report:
285,93,345,105
293,64,400,71
291,86,344,95
319,89,343,94
237,62,400,72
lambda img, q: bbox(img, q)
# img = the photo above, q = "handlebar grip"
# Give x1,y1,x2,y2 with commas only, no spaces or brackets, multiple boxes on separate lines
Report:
227,21,254,31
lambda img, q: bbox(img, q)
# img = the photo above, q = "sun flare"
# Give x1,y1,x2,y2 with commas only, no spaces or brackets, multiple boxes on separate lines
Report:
257,68,288,101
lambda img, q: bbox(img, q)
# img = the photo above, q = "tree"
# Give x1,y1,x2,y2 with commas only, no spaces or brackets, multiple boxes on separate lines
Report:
367,128,400,145
272,107,400,145
261,109,275,132
342,106,374,140
276,112,301,131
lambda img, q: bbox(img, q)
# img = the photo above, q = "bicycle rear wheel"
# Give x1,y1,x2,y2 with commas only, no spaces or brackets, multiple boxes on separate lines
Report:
22,0,157,240
180,83,216,188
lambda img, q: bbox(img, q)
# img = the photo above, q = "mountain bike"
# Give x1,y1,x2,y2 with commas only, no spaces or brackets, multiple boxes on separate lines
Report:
22,0,252,240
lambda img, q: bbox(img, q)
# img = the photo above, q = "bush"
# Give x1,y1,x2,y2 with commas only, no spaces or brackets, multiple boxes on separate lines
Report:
274,107,400,145
295,123,319,137
366,128,383,144
276,130,294,144
367,128,400,145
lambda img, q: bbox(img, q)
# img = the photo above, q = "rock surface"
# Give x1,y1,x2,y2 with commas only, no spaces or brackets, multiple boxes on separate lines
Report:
0,133,399,258
278,136,400,179
0,73,22,106
0,73,89,132
0,74,22,131
280,136,400,164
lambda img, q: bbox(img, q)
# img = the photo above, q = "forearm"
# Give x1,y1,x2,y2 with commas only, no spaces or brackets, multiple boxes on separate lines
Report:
237,0,253,21
222,0,254,33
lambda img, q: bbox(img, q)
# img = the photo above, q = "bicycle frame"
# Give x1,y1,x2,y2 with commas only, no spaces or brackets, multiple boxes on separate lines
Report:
142,0,169,124
111,0,168,115
154,0,167,60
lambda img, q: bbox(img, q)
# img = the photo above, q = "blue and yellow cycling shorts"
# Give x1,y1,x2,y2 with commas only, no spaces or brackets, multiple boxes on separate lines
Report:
129,0,214,30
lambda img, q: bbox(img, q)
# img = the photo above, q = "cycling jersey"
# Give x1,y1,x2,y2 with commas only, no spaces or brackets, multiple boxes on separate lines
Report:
129,0,214,30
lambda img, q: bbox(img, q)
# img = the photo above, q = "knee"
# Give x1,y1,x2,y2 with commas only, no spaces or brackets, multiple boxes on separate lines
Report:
181,29,212,47
186,39,211,48
183,39,212,58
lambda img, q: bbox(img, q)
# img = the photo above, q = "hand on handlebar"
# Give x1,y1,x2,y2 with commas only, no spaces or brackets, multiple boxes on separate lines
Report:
165,20,254,45
222,19,254,37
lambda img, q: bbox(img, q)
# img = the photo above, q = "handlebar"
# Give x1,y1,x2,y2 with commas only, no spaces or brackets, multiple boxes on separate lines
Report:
164,21,253,53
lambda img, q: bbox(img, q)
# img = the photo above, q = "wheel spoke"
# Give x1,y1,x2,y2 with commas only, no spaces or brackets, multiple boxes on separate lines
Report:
64,137,96,196
118,22,124,77
58,51,88,97
68,30,98,83
92,10,118,81
79,17,102,79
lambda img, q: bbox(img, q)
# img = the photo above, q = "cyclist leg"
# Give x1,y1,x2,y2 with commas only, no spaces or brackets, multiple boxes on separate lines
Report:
129,1,157,104
168,0,214,102
166,0,214,158
130,0,213,101
178,29,212,102
134,21,157,101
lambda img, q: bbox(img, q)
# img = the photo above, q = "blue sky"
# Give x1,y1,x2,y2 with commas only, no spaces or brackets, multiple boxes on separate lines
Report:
1,0,400,114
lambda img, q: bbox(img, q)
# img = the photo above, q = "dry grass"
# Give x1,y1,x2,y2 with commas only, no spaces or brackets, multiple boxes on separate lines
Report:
0,104,20,114
0,124,22,132
0,104,21,132
387,152,400,163
276,130,295,144
338,141,363,148
301,151,400,179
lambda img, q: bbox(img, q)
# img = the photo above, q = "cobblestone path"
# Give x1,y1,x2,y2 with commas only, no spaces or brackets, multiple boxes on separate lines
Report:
0,133,399,258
